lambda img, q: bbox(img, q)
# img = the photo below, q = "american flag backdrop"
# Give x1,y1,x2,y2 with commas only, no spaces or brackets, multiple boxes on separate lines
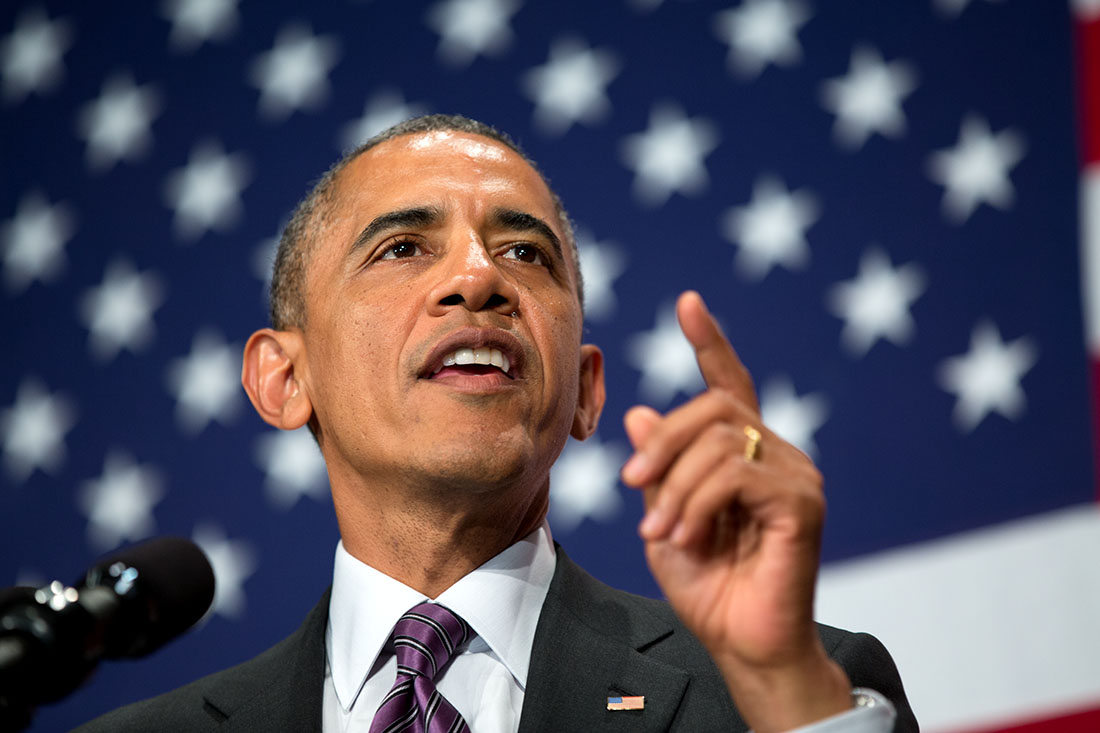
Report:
2,1,1097,730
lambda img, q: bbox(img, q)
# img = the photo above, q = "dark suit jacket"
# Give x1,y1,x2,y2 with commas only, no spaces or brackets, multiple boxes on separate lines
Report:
77,549,917,732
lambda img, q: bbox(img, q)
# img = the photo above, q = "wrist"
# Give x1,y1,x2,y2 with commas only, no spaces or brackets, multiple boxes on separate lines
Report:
717,648,852,733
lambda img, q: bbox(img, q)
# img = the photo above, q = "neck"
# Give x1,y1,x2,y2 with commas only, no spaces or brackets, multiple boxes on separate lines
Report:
330,469,549,598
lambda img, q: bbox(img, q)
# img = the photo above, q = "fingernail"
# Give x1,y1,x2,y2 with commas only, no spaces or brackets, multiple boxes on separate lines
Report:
622,454,650,484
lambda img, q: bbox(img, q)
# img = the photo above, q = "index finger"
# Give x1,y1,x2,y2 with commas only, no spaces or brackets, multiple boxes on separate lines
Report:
676,291,759,412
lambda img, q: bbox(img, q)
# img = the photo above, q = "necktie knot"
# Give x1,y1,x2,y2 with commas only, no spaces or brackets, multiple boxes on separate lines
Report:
369,602,475,733
392,602,472,680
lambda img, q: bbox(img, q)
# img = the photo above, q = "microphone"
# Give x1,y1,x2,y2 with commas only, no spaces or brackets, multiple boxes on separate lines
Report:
0,537,215,720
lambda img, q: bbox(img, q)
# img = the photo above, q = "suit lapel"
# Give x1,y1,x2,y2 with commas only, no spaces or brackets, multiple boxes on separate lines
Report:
204,589,330,731
518,551,692,733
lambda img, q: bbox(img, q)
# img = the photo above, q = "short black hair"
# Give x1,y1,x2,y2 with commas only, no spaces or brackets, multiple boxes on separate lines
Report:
268,114,582,330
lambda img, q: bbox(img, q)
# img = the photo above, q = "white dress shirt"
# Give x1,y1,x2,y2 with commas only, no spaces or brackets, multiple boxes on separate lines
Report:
321,521,894,733
323,523,556,733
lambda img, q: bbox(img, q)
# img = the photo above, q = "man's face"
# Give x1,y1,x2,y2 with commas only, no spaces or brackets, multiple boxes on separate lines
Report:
294,130,602,500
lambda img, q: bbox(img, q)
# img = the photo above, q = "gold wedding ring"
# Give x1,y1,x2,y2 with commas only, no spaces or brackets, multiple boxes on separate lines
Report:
743,425,762,461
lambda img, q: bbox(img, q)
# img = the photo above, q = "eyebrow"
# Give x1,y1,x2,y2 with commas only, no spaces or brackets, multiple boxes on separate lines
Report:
347,205,563,261
349,206,444,255
491,208,563,262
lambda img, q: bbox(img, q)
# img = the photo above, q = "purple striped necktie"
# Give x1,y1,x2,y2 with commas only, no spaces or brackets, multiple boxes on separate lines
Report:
369,602,475,733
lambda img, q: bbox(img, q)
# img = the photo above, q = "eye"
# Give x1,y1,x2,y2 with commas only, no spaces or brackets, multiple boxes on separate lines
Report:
379,239,424,260
501,243,544,265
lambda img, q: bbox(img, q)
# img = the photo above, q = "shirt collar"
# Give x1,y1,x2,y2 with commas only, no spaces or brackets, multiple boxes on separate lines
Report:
326,522,557,711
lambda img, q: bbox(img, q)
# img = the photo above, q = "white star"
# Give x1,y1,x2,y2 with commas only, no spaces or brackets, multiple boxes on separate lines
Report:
426,0,520,67
1,6,73,102
161,0,239,52
193,523,257,619
820,46,918,150
827,247,926,357
759,377,827,458
253,428,329,510
0,378,76,483
721,175,819,280
165,328,242,435
576,229,626,322
78,258,165,362
338,89,428,151
522,37,619,136
76,72,162,171
934,0,1004,17
927,115,1026,224
938,320,1037,432
620,104,720,207
1075,0,1100,21
163,140,251,240
549,436,625,532
1,191,75,294
712,0,811,78
249,24,340,121
78,451,165,550
628,303,704,405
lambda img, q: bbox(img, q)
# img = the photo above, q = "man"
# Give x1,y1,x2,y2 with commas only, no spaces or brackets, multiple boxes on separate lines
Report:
79,115,916,731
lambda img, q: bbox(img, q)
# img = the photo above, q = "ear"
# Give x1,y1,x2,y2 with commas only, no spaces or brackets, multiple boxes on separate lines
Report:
241,328,313,430
570,344,606,440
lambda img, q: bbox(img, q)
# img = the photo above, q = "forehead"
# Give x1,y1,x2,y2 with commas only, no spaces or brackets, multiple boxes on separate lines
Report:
329,131,559,224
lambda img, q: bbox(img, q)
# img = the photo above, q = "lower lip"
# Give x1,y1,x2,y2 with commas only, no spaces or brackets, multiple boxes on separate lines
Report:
425,367,516,391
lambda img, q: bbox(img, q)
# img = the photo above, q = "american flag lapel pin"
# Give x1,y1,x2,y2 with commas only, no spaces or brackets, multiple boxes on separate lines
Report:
607,695,645,711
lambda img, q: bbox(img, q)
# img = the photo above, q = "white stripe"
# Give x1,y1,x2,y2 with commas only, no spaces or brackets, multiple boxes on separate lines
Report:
1082,166,1100,351
424,691,441,728
1073,0,1100,21
407,612,454,653
816,503,1100,732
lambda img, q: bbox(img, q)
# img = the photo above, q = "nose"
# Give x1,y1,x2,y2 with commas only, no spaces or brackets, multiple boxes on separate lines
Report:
426,230,520,316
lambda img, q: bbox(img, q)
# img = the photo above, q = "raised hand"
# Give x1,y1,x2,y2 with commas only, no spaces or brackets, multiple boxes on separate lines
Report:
621,291,851,731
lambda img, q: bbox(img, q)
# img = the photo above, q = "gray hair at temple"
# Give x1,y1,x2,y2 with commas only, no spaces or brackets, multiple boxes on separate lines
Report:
268,114,583,331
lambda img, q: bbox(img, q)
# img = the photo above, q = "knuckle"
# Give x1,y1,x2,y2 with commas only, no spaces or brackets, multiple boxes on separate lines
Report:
790,485,825,518
703,421,738,446
806,464,824,490
711,388,742,414
790,458,823,489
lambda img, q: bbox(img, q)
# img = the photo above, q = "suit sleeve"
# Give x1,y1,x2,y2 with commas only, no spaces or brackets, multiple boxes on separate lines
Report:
824,630,919,733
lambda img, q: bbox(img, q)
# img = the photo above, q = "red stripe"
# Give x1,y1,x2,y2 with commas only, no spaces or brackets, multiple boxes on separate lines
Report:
961,704,1100,733
1077,16,1100,166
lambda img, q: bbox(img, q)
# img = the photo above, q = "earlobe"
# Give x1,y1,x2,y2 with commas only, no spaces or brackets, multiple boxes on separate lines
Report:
241,328,313,430
570,344,606,440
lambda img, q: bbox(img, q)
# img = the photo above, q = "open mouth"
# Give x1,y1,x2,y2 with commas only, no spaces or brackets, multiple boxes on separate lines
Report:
431,347,512,378
420,329,525,386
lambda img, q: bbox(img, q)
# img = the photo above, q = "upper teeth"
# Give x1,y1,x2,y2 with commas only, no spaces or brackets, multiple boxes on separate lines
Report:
434,347,511,374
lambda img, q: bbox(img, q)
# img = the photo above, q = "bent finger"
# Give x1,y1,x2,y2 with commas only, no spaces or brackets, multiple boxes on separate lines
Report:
637,422,738,540
623,390,758,487
623,405,662,452
668,453,761,548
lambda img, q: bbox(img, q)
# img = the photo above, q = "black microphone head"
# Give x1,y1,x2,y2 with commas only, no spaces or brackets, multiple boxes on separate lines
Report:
82,536,215,658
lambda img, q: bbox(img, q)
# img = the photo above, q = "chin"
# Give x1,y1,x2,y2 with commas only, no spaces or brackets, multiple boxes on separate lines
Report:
407,431,546,494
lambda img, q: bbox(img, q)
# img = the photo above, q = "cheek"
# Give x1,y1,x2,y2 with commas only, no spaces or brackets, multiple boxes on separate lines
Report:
310,306,378,390
333,284,424,381
542,308,584,388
